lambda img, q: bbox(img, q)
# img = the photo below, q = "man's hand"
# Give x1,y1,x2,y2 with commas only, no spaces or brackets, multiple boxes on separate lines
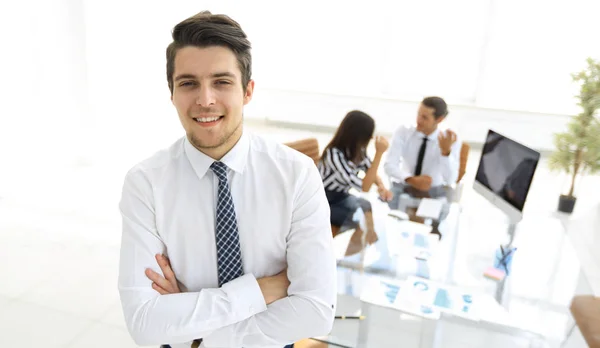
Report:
257,269,290,305
377,186,393,202
438,129,457,156
145,254,181,295
406,175,433,192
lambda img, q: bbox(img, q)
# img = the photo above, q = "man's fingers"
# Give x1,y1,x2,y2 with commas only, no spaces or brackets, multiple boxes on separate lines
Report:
156,254,176,283
446,130,457,141
152,282,169,295
145,268,171,290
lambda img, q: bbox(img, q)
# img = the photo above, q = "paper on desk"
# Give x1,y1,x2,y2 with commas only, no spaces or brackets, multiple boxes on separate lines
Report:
385,218,436,259
361,275,484,322
400,276,481,321
385,218,432,236
360,277,441,320
416,197,445,219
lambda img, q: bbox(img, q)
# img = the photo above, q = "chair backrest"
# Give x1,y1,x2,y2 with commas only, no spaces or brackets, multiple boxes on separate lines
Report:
570,295,600,347
457,142,470,183
284,138,320,164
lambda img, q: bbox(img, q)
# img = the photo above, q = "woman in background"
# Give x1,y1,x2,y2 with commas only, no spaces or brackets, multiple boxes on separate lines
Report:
318,110,393,253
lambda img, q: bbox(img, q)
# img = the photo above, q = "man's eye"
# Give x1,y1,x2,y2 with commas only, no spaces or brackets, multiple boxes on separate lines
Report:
180,81,196,87
215,80,231,85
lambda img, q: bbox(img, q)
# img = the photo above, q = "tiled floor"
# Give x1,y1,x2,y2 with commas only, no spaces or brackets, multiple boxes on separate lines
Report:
0,120,597,347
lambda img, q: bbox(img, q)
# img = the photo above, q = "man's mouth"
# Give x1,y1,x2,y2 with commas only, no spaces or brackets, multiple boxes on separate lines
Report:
193,116,223,126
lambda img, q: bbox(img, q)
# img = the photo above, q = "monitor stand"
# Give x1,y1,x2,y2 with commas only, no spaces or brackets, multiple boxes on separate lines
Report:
495,221,518,307
506,222,517,246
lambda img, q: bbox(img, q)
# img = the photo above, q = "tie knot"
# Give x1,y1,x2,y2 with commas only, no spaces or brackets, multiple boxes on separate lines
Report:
210,161,228,181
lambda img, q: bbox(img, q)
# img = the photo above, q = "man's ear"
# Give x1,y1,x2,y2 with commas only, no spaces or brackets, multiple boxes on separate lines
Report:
243,80,255,105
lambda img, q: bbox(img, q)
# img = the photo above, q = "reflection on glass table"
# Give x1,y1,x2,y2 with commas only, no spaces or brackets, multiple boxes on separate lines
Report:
312,187,589,347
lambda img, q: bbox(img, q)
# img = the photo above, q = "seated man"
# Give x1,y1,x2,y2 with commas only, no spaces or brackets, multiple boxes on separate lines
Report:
384,96,461,209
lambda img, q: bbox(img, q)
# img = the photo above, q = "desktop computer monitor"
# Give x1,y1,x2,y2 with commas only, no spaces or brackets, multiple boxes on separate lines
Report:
473,130,540,222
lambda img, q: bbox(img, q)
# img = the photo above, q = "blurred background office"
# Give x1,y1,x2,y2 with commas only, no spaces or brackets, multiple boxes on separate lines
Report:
1,0,599,347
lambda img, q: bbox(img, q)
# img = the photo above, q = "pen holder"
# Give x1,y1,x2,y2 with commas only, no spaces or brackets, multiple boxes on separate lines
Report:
493,245,517,276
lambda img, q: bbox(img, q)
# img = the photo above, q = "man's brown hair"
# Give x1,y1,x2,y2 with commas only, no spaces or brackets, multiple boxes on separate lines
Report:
166,11,252,94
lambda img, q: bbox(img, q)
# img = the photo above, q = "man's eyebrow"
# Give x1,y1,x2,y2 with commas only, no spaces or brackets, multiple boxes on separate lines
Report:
211,72,236,79
174,74,197,81
174,72,237,81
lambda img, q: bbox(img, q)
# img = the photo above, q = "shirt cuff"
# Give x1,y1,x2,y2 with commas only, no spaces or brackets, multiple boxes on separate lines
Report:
203,274,267,347
390,171,412,184
400,172,412,183
222,273,267,319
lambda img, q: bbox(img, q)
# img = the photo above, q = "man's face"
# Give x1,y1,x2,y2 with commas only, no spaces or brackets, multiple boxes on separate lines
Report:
171,46,254,153
416,103,443,135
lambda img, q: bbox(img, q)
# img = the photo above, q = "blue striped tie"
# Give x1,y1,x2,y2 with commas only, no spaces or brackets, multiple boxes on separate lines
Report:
210,161,244,286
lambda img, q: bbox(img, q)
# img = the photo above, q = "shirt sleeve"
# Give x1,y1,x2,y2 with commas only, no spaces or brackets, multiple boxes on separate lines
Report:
384,126,414,182
438,135,461,185
202,159,337,347
118,168,268,346
325,148,363,191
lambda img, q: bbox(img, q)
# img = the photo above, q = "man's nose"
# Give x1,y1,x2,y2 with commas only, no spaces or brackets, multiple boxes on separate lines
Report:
196,85,216,106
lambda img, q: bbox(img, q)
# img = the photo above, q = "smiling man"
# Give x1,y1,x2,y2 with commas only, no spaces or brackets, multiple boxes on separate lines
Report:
117,11,336,348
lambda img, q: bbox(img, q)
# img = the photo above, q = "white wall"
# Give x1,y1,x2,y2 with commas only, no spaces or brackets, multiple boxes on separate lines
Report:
0,0,90,191
476,0,600,115
78,0,598,155
253,89,570,151
2,0,598,175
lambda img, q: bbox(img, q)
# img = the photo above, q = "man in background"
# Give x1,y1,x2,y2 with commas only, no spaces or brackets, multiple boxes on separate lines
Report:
384,96,461,208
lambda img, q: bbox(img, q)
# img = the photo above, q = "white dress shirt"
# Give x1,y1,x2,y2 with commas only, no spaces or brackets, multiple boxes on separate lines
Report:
384,125,461,187
118,130,336,348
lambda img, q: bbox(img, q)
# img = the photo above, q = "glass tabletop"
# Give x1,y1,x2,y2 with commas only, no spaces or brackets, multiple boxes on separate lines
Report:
333,185,457,282
316,187,591,348
449,203,593,345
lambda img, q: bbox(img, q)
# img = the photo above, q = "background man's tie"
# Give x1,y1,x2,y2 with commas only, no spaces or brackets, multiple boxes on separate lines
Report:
414,137,428,176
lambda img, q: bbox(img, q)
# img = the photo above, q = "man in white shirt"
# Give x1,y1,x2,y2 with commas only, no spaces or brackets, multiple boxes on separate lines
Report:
384,96,461,208
118,11,336,348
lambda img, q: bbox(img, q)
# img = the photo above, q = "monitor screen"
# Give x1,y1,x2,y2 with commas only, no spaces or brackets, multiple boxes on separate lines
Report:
475,130,540,212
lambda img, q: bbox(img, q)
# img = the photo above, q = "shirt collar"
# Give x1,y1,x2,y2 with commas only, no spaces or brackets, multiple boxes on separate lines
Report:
416,128,440,141
184,131,250,180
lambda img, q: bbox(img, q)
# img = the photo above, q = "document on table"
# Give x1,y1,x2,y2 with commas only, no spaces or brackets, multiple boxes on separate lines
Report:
416,198,445,219
385,218,436,260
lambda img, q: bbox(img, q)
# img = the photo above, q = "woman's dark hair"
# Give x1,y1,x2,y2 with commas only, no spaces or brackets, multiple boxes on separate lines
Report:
321,110,375,164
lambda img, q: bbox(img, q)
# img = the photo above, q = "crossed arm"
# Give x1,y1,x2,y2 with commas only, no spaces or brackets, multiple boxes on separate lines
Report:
118,166,337,347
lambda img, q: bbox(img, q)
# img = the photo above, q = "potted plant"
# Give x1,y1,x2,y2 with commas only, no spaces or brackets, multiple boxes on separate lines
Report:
548,58,600,213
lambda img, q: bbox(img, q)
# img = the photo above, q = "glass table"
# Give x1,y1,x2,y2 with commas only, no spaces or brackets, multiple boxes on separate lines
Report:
311,187,592,348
